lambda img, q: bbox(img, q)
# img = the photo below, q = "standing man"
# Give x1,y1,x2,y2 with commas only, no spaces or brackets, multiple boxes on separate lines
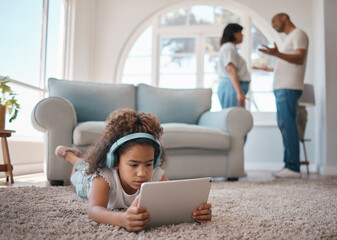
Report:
254,13,309,178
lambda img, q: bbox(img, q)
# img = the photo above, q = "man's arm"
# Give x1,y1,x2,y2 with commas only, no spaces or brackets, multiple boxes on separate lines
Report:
259,43,307,65
252,65,274,72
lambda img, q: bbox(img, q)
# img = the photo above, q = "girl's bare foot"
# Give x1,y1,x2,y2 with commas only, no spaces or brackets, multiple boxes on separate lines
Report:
55,146,83,166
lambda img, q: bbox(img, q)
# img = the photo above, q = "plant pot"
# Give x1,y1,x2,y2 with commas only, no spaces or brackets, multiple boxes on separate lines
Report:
0,105,6,129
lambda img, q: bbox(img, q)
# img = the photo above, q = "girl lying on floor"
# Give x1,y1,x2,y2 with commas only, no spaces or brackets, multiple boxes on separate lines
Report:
55,109,212,232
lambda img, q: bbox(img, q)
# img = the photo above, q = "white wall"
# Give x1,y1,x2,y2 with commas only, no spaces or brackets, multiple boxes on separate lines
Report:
66,0,336,174
70,0,96,82
322,0,337,174
0,140,44,178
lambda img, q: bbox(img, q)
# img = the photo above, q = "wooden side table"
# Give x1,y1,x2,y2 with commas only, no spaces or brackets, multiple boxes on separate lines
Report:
0,130,15,183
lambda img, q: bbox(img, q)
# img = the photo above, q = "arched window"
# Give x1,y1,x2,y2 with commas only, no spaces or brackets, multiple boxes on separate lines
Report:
118,2,280,114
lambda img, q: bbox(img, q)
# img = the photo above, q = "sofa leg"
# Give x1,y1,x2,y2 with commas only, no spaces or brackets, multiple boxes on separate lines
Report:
226,177,238,181
50,180,64,186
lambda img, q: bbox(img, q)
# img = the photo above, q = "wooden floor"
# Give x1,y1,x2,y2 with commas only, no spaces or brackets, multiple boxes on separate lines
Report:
0,170,321,188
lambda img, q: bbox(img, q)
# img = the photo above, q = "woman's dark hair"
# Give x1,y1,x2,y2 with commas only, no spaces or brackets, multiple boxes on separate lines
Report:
220,23,243,45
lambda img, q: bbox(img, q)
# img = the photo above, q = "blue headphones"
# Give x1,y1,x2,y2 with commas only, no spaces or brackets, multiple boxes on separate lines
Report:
106,132,162,169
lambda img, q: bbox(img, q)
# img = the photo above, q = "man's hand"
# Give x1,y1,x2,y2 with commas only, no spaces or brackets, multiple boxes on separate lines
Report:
122,195,150,232
252,65,274,72
258,43,279,57
259,43,307,65
192,203,212,223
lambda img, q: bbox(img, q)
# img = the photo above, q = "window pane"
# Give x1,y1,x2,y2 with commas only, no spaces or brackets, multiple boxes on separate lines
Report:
251,24,275,67
204,74,221,112
161,9,187,26
123,57,152,75
160,56,196,74
203,73,218,89
211,92,222,112
205,37,220,54
189,5,214,25
0,0,43,87
45,0,65,85
250,93,276,112
250,24,276,112
159,74,196,89
160,38,196,88
204,55,218,73
214,7,241,25
122,27,152,85
6,84,42,139
129,27,152,56
161,38,195,55
251,71,274,92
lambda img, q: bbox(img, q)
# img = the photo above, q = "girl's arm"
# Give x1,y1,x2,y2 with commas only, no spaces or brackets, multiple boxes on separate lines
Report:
88,176,150,232
226,63,245,107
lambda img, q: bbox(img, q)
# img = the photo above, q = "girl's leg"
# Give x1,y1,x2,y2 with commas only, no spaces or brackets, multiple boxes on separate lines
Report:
55,146,89,197
55,146,83,175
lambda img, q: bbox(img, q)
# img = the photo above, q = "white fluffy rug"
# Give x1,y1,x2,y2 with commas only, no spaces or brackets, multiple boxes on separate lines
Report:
1,177,337,240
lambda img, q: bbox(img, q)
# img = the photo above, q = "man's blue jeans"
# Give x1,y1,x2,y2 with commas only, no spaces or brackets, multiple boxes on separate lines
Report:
274,89,302,172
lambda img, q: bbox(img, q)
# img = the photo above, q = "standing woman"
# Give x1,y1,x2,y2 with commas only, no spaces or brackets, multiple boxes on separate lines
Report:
217,23,250,108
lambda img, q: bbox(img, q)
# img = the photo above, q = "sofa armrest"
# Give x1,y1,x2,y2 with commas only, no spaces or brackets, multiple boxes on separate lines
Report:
198,107,253,137
198,107,253,178
31,97,77,181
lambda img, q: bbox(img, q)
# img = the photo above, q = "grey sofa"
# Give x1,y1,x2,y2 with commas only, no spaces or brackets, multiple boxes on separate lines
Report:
32,78,253,185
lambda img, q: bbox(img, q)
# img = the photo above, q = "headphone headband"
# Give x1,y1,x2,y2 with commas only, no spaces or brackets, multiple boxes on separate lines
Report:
106,133,162,169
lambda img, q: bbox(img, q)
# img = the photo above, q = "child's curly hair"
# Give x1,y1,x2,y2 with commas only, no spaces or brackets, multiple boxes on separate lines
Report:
85,108,166,175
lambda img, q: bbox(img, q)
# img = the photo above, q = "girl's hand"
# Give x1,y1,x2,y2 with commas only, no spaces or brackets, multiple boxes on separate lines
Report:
122,195,150,232
192,203,212,223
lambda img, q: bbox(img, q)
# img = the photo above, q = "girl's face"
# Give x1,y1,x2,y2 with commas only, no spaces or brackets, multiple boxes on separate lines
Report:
233,31,243,44
116,144,155,194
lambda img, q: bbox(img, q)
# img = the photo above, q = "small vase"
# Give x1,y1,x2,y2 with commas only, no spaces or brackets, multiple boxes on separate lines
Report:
0,105,6,129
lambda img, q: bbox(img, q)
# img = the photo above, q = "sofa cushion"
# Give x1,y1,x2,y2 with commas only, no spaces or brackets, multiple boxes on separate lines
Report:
137,84,212,124
73,121,105,146
73,122,231,151
49,78,136,122
162,123,230,150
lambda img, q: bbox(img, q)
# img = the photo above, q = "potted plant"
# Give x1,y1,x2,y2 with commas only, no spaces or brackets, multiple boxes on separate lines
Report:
0,76,20,129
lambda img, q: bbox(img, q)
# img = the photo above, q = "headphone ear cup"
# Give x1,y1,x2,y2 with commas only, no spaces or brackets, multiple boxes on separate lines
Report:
153,143,162,168
106,143,119,168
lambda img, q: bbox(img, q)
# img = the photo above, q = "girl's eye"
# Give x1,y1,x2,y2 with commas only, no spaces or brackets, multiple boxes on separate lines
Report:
129,164,137,167
146,163,153,167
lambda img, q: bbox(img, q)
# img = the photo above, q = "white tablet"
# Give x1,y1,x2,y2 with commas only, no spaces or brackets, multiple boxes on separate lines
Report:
138,177,212,229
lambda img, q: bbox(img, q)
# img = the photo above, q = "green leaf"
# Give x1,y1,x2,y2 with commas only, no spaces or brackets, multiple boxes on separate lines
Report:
9,109,19,122
0,76,20,122
1,85,11,93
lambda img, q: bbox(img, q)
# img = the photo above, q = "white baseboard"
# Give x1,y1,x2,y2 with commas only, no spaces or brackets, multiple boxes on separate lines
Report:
319,166,337,176
0,162,44,178
245,162,319,173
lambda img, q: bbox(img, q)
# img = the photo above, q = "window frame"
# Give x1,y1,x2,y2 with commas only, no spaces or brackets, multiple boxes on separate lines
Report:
116,0,283,125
